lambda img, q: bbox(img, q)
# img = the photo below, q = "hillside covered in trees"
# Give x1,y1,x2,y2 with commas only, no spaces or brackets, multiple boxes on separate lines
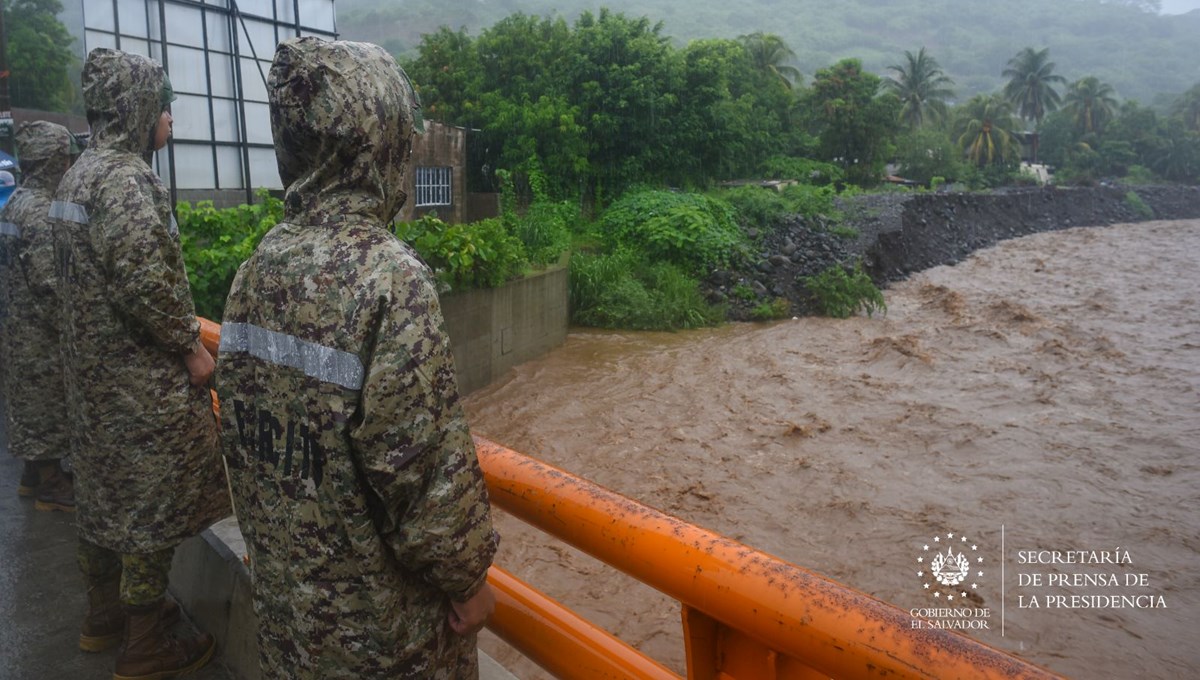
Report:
339,0,1199,106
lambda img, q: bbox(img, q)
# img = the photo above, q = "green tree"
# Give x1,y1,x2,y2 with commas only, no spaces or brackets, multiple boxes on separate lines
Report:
402,27,480,124
1063,76,1119,135
884,47,955,129
1002,47,1066,162
4,0,76,112
955,94,1019,167
1148,120,1200,182
807,58,899,186
738,32,801,90
1172,83,1200,133
564,9,683,201
895,127,964,184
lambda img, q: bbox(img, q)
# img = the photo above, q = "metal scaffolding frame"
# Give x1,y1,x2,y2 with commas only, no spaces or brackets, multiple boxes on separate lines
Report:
72,0,336,204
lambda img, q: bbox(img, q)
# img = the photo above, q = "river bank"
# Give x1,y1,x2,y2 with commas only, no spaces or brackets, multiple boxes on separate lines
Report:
711,184,1200,320
468,217,1200,679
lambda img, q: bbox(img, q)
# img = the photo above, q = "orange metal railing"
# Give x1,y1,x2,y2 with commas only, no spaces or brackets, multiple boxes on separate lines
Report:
197,318,1062,680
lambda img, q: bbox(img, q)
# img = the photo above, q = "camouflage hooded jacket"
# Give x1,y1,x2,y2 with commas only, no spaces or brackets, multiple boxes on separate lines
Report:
216,39,497,679
50,48,230,552
0,121,73,461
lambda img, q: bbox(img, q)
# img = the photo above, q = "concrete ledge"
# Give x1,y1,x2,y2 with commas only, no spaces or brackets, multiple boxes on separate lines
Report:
443,262,569,396
170,518,261,679
170,517,517,680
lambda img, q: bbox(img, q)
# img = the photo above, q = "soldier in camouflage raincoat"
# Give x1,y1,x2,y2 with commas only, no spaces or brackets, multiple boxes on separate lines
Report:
0,121,76,509
50,48,230,677
216,38,498,679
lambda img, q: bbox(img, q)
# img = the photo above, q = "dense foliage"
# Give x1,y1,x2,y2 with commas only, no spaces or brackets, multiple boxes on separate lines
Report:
566,187,750,330
179,189,575,320
597,190,746,275
341,0,1200,106
569,250,725,330
403,10,813,201
4,0,77,112
398,9,1200,197
178,190,283,320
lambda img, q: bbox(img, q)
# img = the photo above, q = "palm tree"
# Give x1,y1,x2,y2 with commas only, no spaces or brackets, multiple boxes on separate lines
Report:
739,32,802,90
885,47,955,129
955,94,1019,167
1064,76,1119,135
1002,47,1067,162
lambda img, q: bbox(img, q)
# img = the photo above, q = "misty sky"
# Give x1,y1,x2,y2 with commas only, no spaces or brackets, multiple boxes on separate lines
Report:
1160,0,1200,12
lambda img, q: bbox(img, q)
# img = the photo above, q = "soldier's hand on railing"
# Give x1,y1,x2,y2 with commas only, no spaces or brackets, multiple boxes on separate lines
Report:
448,583,496,637
183,341,216,386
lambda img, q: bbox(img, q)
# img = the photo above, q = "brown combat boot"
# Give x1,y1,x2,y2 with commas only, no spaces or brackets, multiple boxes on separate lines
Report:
80,580,183,653
113,601,214,680
33,462,75,513
80,579,123,652
17,462,39,497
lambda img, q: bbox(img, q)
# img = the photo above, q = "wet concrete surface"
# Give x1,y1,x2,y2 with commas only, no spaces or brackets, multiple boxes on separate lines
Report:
0,410,235,680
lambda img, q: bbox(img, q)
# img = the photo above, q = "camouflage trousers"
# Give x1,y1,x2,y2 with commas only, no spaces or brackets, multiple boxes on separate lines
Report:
77,539,174,606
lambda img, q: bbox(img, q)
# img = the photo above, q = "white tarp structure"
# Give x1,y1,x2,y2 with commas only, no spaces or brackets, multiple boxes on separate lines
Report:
66,0,336,199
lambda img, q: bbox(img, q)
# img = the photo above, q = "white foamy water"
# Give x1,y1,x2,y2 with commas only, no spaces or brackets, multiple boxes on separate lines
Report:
467,219,1200,679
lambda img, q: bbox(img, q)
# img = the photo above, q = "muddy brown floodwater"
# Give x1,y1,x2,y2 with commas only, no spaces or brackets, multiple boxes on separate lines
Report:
466,219,1200,679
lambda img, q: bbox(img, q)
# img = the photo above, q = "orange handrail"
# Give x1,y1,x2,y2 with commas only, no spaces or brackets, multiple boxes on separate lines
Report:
197,317,1061,680
474,438,1059,680
488,565,679,680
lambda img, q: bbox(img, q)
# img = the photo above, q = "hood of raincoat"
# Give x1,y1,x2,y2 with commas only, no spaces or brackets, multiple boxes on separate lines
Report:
268,38,420,226
15,121,75,191
83,48,170,157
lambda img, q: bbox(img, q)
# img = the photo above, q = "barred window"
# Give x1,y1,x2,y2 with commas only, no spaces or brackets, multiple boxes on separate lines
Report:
415,166,453,207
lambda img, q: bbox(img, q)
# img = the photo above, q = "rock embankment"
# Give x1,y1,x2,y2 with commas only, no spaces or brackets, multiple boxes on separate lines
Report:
706,185,1200,320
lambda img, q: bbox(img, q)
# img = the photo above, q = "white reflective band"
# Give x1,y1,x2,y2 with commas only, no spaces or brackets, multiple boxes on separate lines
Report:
168,214,179,237
49,201,89,224
219,322,364,390
0,222,18,237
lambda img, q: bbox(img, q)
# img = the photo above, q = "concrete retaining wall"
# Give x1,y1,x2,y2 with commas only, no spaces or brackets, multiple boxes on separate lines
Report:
442,262,570,396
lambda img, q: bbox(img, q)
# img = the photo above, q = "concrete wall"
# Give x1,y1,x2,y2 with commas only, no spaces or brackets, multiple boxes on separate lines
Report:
442,262,570,396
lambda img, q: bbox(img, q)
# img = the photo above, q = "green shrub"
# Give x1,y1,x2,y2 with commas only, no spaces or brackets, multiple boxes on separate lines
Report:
394,214,528,291
894,128,964,185
731,283,757,301
1124,190,1155,220
750,297,791,320
178,189,282,320
497,165,574,266
717,185,793,233
599,189,747,276
759,156,844,184
804,262,886,318
508,199,575,266
569,249,723,330
1123,165,1156,185
781,183,839,218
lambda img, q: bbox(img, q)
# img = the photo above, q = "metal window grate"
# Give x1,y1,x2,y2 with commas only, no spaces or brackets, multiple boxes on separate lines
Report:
415,166,452,207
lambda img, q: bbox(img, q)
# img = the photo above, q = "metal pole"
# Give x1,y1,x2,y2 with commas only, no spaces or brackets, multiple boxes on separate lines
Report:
157,0,177,206
0,0,15,158
228,2,253,205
